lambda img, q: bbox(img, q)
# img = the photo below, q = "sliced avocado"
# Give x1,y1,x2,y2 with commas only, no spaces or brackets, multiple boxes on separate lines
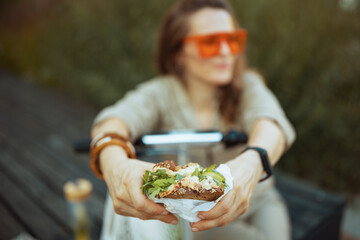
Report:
175,173,184,181
202,171,225,184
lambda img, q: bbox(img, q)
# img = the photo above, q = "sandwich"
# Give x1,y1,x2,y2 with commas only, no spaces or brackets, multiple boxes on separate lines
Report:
141,160,226,201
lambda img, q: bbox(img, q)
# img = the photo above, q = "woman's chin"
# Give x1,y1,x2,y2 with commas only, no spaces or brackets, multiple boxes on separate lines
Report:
210,72,233,86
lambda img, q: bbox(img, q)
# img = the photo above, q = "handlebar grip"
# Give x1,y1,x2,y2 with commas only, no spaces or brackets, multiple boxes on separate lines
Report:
223,130,248,148
73,130,248,153
73,139,91,153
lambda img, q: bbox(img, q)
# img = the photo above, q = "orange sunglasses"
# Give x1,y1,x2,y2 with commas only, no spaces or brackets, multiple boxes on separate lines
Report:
184,29,247,58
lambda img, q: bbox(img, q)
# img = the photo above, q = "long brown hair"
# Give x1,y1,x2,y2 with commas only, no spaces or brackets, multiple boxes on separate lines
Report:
157,0,246,124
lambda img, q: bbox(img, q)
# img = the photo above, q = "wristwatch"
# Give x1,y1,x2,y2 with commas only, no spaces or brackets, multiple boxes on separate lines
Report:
242,146,272,182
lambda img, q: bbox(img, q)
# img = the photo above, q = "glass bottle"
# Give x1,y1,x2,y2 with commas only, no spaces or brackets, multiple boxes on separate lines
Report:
64,178,93,240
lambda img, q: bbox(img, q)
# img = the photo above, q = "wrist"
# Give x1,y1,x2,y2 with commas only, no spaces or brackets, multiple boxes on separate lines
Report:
246,150,264,181
99,145,129,174
236,150,264,181
90,132,135,180
241,146,273,182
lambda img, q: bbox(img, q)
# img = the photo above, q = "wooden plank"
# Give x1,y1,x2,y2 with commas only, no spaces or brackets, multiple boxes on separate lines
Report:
0,94,107,198
0,71,95,159
0,111,104,191
0,149,104,239
0,71,106,239
0,71,96,122
0,74,106,238
0,170,69,239
0,199,27,239
0,72,106,199
0,132,105,239
0,75,96,154
0,128,105,222
0,151,73,233
0,83,91,149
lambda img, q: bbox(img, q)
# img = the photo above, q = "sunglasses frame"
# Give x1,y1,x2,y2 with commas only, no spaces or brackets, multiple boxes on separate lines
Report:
184,29,248,58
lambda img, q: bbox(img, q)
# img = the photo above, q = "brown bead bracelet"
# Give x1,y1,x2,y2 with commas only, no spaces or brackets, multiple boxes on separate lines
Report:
90,133,136,180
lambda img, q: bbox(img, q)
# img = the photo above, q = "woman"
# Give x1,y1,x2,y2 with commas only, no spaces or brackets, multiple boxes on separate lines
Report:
91,0,295,239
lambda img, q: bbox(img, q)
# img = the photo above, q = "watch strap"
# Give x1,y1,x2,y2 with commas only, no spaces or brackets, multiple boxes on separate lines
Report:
242,146,272,182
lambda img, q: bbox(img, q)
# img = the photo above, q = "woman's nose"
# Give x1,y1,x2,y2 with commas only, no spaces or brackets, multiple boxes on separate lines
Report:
219,40,231,56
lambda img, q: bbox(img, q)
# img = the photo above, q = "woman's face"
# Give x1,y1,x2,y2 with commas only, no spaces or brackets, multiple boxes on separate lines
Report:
179,8,238,86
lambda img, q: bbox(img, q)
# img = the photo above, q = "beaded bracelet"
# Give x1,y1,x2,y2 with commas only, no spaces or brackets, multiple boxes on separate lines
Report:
90,133,136,180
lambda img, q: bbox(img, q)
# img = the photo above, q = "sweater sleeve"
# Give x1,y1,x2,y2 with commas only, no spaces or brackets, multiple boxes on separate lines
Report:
240,72,296,149
92,79,165,141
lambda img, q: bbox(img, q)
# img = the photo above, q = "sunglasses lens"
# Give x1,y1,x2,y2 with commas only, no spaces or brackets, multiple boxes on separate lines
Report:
198,35,220,58
186,30,247,58
227,31,246,54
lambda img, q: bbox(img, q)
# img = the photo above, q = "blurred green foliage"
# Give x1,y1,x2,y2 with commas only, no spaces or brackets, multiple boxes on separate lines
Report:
0,0,359,194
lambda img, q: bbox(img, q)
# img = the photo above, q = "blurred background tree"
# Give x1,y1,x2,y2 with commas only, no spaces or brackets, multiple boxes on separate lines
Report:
0,0,359,194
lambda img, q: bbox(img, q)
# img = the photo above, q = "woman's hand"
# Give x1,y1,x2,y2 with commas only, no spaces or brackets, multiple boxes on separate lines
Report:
100,145,178,225
190,150,263,231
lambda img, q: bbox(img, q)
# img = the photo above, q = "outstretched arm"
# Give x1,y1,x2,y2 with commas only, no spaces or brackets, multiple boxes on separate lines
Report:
91,117,178,225
190,118,286,231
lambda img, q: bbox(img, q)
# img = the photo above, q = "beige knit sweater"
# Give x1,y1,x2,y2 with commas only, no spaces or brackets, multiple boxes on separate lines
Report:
94,71,295,165
95,71,296,240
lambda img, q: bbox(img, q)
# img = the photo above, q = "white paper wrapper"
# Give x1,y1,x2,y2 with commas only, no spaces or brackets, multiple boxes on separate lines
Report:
152,164,233,222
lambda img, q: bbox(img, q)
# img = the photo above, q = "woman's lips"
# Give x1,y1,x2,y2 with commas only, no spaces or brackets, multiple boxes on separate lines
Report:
214,62,231,70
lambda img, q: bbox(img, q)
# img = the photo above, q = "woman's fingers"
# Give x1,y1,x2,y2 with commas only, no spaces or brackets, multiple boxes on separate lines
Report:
125,167,170,217
192,189,252,231
109,160,178,224
127,196,178,224
112,180,178,224
150,211,179,224
191,157,259,231
191,203,237,231
190,215,231,231
197,190,236,220
191,198,249,231
130,187,170,216
112,200,134,216
113,200,178,224
128,181,178,223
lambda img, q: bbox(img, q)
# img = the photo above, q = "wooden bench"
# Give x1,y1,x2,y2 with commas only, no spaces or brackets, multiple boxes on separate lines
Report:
0,71,106,239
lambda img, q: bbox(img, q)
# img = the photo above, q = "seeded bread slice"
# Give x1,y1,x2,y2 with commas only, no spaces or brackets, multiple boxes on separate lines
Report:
154,160,225,201
164,186,224,201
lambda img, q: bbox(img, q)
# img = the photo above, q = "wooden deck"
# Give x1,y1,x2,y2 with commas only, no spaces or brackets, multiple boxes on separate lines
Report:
0,71,106,239
0,71,345,240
